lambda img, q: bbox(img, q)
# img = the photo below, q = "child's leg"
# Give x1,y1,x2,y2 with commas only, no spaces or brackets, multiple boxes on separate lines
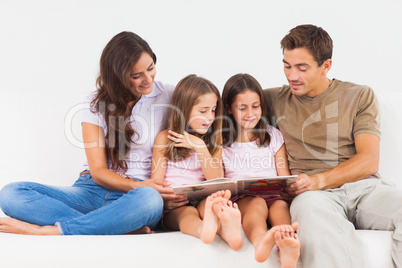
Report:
268,200,291,226
269,200,300,268
237,196,277,262
269,199,300,235
163,205,203,237
197,190,230,244
268,199,299,237
164,191,228,243
212,200,243,250
236,196,268,243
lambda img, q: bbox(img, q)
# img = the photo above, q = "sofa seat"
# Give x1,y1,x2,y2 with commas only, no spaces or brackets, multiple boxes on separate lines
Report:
0,227,393,268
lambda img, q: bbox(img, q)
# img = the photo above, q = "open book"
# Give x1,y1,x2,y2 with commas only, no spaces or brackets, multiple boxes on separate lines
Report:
172,175,298,201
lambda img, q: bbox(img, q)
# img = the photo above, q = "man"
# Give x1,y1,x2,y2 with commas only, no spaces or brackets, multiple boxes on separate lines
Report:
264,24,402,267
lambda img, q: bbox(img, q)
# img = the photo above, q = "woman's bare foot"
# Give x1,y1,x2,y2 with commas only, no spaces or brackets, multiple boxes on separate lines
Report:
254,224,297,262
213,200,242,250
0,217,59,235
275,231,300,268
126,225,155,235
200,191,226,244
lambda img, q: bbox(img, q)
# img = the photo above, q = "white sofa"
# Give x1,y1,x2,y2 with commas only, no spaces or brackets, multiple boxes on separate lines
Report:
0,91,400,268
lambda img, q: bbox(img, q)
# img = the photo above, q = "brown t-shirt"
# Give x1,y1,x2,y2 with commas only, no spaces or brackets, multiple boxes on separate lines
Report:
263,79,381,177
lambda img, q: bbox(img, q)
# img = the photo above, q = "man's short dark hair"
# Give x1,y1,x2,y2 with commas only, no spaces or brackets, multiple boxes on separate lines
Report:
281,24,333,66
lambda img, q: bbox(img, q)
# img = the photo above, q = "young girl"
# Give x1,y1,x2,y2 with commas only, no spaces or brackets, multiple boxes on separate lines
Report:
151,74,242,250
221,73,300,266
0,31,176,235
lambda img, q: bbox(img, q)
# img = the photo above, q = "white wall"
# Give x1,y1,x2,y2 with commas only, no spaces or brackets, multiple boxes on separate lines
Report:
1,0,401,185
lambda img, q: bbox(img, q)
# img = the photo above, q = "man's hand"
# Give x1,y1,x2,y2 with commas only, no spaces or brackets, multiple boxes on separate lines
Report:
286,174,319,196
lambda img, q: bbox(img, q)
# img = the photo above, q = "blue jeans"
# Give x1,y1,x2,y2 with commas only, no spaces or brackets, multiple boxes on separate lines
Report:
0,173,163,235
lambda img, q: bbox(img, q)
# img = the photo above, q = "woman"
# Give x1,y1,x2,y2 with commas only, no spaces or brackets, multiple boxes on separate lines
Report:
0,31,175,235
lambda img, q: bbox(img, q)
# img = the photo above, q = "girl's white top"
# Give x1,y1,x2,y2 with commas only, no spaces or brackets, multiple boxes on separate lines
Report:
222,125,284,180
164,152,205,187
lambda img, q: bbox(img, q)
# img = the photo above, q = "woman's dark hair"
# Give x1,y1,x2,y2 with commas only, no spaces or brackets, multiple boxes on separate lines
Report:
91,31,156,172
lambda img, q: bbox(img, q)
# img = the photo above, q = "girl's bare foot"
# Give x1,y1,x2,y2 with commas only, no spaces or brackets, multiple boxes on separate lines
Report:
254,224,297,262
213,200,242,250
253,227,277,262
222,189,231,200
210,190,231,200
0,217,59,235
200,191,226,244
291,222,299,232
275,231,300,268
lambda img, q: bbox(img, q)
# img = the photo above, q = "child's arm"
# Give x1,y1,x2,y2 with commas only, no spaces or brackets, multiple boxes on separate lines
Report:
274,144,291,176
197,146,224,180
168,130,224,180
275,144,298,202
150,130,169,182
152,130,188,209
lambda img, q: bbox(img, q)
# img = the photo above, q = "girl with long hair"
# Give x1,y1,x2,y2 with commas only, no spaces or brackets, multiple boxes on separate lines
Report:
222,73,300,266
151,74,242,250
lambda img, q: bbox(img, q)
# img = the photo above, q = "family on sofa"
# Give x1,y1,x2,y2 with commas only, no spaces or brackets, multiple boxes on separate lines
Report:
0,24,401,268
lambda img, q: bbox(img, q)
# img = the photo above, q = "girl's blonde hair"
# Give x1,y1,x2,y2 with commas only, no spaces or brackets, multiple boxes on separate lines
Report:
165,74,223,161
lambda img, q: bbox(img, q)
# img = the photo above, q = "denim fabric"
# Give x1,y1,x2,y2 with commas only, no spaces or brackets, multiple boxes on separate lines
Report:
0,173,163,235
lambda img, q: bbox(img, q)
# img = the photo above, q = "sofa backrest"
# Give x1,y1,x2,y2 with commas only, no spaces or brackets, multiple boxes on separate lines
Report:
377,92,402,188
0,91,400,189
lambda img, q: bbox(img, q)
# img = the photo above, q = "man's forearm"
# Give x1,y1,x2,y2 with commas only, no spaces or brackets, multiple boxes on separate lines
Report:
314,152,379,190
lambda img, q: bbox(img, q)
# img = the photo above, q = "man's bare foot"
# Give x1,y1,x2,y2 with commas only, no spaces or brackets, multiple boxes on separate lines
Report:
126,225,155,235
0,217,59,235
200,191,226,244
213,200,242,250
254,224,297,262
275,231,300,268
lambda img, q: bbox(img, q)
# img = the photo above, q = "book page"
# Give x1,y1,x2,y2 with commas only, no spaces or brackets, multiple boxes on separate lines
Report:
172,180,236,201
236,175,297,195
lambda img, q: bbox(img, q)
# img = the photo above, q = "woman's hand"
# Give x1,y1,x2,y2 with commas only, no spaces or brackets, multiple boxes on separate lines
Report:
141,178,174,196
140,178,189,208
167,130,205,150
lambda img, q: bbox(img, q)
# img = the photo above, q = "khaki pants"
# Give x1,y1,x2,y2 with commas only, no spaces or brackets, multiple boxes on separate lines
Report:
290,178,402,268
